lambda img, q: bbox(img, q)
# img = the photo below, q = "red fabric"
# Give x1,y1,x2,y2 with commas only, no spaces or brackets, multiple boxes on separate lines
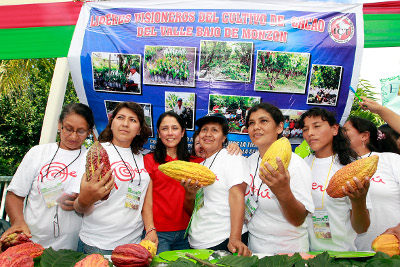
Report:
364,1,400,14
144,153,203,232
0,2,83,30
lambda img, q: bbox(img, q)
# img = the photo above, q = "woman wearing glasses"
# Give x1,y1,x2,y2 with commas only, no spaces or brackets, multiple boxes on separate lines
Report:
1,103,94,251
72,102,154,255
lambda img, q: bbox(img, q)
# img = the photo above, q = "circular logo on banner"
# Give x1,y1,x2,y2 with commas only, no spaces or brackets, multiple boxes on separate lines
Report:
328,15,354,43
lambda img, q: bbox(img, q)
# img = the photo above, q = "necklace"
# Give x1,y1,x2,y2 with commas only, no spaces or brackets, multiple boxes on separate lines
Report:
112,142,141,185
42,143,82,182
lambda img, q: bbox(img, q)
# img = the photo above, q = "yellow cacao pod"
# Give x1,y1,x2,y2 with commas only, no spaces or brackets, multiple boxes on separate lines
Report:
372,234,400,257
326,155,379,198
158,160,215,186
260,137,292,174
139,240,157,258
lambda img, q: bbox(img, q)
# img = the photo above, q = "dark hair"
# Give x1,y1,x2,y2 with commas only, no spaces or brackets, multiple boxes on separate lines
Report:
348,117,400,155
245,102,284,138
379,124,400,140
191,128,201,156
298,107,357,165
98,102,151,154
153,111,190,164
199,119,229,147
59,103,95,130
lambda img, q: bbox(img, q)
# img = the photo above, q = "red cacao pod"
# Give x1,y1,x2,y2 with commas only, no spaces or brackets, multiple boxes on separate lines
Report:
1,233,32,252
111,243,152,267
1,242,44,258
74,253,109,267
86,141,112,200
0,252,34,267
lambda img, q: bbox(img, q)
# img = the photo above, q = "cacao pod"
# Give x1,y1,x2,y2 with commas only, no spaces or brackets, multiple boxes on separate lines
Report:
326,155,379,198
0,252,34,267
1,233,32,252
260,137,292,174
86,141,112,200
139,240,157,257
74,253,109,267
158,160,215,186
0,242,44,259
372,234,400,257
111,243,152,267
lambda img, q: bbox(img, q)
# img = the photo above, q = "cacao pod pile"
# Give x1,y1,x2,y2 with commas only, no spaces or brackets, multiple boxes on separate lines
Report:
111,243,152,267
260,137,292,174
74,253,109,267
0,252,34,267
0,242,44,259
1,233,32,252
139,240,157,257
326,155,379,198
372,234,400,257
158,161,215,186
86,141,112,200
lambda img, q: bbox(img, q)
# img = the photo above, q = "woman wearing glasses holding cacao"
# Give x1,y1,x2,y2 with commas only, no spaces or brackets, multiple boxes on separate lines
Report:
1,103,95,251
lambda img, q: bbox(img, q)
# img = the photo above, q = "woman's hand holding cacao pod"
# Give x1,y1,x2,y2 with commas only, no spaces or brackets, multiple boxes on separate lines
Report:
180,179,202,195
75,165,115,214
341,176,370,202
0,222,31,244
259,157,291,200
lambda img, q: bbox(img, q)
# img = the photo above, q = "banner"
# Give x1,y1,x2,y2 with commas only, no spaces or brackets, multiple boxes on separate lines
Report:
381,75,400,115
68,0,364,155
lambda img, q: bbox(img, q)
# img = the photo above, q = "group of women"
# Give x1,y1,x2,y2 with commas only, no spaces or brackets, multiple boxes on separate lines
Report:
1,97,400,257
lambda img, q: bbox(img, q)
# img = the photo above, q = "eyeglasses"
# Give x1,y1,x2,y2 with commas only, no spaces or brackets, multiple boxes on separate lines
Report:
61,126,89,137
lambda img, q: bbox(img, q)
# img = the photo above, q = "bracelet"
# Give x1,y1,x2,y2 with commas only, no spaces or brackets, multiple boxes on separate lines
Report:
146,227,156,236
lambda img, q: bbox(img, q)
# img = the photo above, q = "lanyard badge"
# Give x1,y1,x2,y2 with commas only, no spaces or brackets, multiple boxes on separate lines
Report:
244,194,258,224
39,176,64,208
125,182,142,210
312,210,332,239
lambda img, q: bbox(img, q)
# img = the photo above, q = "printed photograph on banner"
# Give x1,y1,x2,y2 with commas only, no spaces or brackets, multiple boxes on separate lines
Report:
307,64,342,107
104,100,153,137
254,50,310,94
165,92,195,130
92,52,141,94
143,45,197,87
281,109,307,145
199,40,253,82
208,94,261,134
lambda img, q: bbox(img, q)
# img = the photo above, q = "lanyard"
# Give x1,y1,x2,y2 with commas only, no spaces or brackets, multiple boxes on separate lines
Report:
251,155,263,203
42,143,82,182
112,142,141,185
311,155,335,209
202,149,221,170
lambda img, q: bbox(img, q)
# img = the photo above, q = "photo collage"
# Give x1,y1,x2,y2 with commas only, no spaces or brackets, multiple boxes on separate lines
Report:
91,40,344,143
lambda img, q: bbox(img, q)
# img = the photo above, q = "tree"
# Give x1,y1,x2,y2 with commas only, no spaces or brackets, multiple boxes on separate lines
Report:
0,59,79,176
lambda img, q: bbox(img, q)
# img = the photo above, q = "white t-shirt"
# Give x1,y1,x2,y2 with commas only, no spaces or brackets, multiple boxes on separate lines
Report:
7,143,85,250
173,105,186,115
355,152,400,251
246,152,314,254
188,149,250,249
71,142,150,250
128,71,140,84
305,155,371,251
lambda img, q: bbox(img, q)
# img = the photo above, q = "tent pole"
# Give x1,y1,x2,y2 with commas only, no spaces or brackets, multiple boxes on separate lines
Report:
39,57,69,145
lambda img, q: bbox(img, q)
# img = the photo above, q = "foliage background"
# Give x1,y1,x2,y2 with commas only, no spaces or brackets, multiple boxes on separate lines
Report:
0,59,78,176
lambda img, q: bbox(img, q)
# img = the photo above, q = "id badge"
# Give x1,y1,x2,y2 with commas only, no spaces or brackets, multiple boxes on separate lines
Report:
312,210,332,239
39,176,64,208
244,195,258,224
125,183,141,210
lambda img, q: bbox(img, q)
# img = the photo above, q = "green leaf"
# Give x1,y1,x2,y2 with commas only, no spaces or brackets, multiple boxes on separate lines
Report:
38,248,87,267
257,254,292,267
167,257,197,267
307,252,336,267
217,255,258,267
